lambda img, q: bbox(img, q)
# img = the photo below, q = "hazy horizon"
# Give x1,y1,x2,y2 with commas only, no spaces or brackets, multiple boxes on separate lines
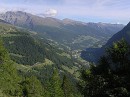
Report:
0,0,130,24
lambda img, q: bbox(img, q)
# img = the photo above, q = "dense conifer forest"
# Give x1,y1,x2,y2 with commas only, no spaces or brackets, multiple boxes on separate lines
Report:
1,28,130,97
79,39,130,97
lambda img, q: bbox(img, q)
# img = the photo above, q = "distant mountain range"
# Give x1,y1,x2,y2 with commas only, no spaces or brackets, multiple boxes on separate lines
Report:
82,21,130,63
0,11,124,50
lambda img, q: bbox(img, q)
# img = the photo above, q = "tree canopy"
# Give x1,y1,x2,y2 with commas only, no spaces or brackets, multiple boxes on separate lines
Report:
80,39,130,97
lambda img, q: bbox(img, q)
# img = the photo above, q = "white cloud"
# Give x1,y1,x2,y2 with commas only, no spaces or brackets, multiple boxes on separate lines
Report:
38,9,58,17
45,9,57,17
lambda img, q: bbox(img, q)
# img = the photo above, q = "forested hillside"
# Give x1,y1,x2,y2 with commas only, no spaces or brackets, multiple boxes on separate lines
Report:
0,19,83,97
1,32,130,97
0,39,80,96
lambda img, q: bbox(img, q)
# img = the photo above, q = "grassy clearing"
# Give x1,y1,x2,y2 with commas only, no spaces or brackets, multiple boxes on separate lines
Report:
0,34,19,37
0,90,8,97
62,65,80,79
33,58,53,68
57,52,71,59
14,63,32,73
14,58,53,72
10,53,24,58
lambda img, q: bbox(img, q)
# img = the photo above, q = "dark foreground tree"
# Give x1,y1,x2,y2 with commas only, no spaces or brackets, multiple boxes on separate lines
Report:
79,39,130,97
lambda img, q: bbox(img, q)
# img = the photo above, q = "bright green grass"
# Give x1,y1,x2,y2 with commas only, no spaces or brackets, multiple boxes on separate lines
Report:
57,52,71,59
14,58,53,72
0,90,8,97
33,58,53,68
0,34,21,37
62,65,80,79
10,53,24,58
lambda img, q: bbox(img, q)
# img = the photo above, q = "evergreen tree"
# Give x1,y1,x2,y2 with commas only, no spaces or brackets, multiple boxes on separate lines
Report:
49,69,64,97
0,38,22,96
21,76,44,97
62,75,75,97
80,39,130,97
0,38,9,64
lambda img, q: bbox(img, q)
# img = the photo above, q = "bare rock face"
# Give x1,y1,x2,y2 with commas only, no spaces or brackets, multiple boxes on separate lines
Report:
0,11,33,27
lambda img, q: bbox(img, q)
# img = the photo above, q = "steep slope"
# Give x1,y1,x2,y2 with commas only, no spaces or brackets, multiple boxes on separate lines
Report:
105,22,130,46
0,34,81,97
0,20,82,81
0,38,22,96
99,22,130,57
1,27,74,67
0,19,18,34
82,22,130,63
0,11,124,50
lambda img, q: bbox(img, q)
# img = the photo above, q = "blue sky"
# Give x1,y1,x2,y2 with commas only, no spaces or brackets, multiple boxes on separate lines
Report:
0,0,130,24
